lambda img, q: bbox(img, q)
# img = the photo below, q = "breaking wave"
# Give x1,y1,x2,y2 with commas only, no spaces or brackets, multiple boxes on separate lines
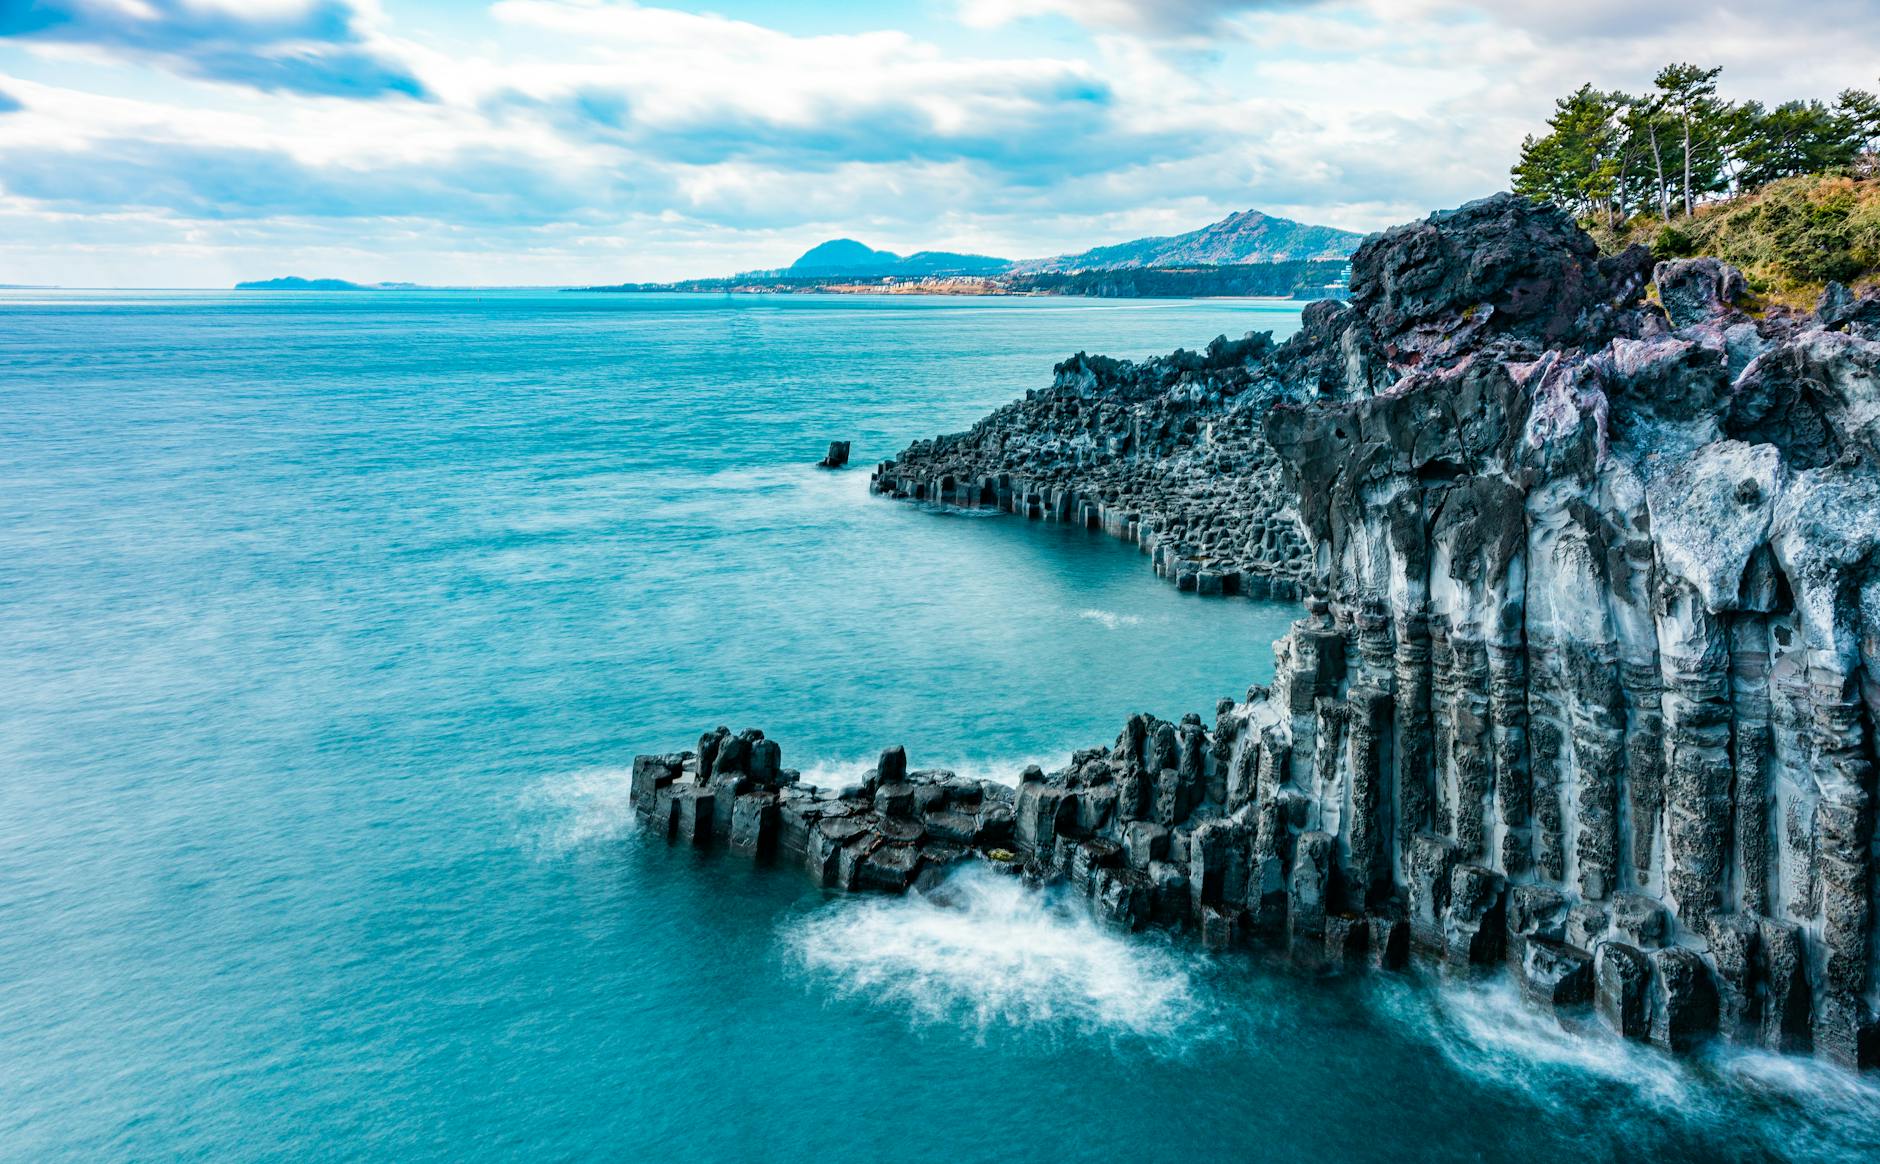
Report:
1376,975,1880,1162
516,766,639,857
1077,608,1145,630
782,865,1215,1045
794,745,1080,790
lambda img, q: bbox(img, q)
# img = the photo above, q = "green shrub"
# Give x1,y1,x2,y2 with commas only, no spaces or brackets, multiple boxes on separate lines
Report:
1678,175,1879,294
1653,222,1696,257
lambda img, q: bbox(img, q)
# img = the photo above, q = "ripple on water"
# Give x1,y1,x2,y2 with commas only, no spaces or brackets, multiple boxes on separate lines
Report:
1076,608,1146,630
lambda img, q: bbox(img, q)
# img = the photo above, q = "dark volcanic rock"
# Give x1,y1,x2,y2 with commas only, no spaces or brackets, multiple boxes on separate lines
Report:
818,440,851,469
869,330,1311,598
1656,258,1747,329
636,193,1880,1071
1348,193,1613,360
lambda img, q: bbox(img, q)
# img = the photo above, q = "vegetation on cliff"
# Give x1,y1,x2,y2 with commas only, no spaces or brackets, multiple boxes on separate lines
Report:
1616,174,1880,300
1512,65,1877,226
1514,66,1880,301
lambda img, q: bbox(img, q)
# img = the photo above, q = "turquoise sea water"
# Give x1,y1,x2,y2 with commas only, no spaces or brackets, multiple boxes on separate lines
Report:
1,290,1875,1162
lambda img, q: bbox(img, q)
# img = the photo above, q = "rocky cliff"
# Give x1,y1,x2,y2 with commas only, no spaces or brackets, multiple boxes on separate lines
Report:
635,194,1880,1070
870,333,1314,598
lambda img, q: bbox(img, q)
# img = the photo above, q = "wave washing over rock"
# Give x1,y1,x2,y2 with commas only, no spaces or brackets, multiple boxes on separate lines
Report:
783,864,1214,1042
632,193,1880,1072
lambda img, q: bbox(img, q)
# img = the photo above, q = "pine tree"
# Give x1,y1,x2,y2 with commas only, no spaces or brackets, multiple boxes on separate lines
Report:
1654,63,1723,217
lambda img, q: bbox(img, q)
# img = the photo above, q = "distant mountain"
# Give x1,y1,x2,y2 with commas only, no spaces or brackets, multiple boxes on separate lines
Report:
235,276,378,291
783,239,1011,278
1015,210,1362,273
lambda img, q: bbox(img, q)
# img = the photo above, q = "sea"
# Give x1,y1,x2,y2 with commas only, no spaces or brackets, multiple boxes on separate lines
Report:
1,289,1874,1162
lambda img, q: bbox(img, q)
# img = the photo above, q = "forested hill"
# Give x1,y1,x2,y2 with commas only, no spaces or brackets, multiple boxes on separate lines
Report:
1016,209,1361,272
1511,64,1879,299
1512,64,1877,229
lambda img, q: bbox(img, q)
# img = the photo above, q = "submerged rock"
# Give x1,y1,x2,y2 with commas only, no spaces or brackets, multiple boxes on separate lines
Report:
636,194,1880,1071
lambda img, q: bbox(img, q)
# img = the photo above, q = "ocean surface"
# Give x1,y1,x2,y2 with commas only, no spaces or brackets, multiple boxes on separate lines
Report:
1,289,1874,1162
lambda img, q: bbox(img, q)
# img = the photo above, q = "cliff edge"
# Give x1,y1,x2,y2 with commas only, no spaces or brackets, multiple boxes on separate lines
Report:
635,194,1880,1069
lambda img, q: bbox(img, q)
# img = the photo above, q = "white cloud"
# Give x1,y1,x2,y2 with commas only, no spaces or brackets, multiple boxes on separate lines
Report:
957,0,1317,36
0,0,428,97
0,0,1877,286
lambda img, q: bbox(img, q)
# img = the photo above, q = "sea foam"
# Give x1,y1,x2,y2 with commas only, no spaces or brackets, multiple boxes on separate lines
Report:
1077,608,1144,630
782,865,1214,1044
517,766,640,856
1379,974,1880,1161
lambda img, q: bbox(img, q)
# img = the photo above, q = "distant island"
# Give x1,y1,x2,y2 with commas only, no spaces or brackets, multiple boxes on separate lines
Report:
234,277,422,291
1015,209,1362,273
575,261,1350,300
576,208,1360,299
777,239,1010,279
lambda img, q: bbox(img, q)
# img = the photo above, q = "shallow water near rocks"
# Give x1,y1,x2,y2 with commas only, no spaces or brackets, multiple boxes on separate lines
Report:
1,290,1875,1162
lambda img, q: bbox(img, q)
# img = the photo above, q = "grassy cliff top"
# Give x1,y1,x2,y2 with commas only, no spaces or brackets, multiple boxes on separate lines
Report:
1592,173,1880,307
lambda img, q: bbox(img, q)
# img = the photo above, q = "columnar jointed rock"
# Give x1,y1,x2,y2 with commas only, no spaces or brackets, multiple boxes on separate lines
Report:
868,333,1313,598
818,440,851,469
635,734,1020,893
1253,195,1880,1068
637,194,1880,1071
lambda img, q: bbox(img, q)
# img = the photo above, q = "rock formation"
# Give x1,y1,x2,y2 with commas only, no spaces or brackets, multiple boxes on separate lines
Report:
637,194,1880,1071
818,440,851,469
870,335,1312,598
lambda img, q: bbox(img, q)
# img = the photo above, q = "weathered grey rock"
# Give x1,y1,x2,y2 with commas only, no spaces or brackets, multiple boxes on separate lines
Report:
1649,947,1720,1053
634,193,1880,1071
1287,830,1334,958
729,792,778,857
674,787,715,847
1326,914,1368,966
1655,257,1746,329
1369,914,1410,971
1350,192,1615,357
1406,835,1457,952
869,333,1310,598
1818,281,1880,338
1201,904,1245,949
1443,865,1506,968
1522,938,1593,1008
1757,918,1811,1054
1609,893,1668,948
1565,903,1610,952
748,737,783,785
1596,942,1652,1040
1507,884,1569,956
875,744,907,787
631,753,683,814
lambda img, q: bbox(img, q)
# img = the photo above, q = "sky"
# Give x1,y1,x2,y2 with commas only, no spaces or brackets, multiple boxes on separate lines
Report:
0,0,1875,287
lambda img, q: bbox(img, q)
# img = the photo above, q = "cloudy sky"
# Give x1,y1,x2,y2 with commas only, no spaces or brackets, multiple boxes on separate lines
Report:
0,0,1874,287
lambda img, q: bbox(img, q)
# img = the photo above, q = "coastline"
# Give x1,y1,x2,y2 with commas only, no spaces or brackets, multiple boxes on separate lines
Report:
632,193,1880,1073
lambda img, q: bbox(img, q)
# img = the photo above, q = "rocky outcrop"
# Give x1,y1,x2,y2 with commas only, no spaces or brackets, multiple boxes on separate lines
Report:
1246,195,1880,1068
637,194,1880,1071
869,334,1312,598
632,734,1020,893
818,440,851,469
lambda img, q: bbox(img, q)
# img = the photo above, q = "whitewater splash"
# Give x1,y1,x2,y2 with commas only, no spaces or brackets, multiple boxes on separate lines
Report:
517,767,640,857
782,865,1214,1043
1376,976,1880,1162
794,746,1080,790
1077,608,1144,630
